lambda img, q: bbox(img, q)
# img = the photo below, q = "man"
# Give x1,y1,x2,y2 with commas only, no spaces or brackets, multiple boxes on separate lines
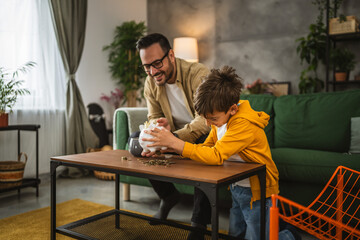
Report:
136,33,210,223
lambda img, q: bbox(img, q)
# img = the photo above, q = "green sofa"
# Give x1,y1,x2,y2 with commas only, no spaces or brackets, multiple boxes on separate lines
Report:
113,90,360,206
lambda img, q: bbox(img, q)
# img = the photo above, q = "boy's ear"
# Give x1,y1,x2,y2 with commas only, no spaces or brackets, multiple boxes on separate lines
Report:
229,104,238,115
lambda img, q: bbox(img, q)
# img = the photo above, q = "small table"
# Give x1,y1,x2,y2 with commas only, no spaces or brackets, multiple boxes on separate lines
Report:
0,124,41,196
50,150,266,240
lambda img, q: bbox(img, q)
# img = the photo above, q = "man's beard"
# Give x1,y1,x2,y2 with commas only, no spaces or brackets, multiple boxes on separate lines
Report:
152,62,175,86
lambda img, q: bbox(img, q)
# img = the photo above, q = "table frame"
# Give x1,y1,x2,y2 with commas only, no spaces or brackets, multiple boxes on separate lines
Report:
50,152,266,240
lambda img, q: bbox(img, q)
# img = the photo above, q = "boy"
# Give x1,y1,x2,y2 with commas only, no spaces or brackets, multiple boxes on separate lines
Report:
143,66,296,240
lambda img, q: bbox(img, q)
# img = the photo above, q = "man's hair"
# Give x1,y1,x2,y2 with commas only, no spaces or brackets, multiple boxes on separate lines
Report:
136,33,171,53
195,66,243,117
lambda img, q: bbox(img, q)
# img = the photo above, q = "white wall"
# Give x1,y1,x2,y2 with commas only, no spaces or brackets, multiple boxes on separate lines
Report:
77,0,147,129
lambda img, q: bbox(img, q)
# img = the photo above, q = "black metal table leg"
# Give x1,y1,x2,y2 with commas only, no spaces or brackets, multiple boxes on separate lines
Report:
51,161,61,240
210,187,219,240
196,183,219,240
258,168,266,240
17,129,20,157
17,129,21,197
115,173,120,229
36,128,39,196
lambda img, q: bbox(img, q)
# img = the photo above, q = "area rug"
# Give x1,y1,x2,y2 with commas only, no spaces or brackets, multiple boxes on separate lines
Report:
0,198,113,240
0,198,229,240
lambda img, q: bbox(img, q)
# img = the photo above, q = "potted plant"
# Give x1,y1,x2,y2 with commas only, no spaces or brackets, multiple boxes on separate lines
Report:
296,0,344,93
330,47,356,82
103,21,147,107
296,21,327,94
0,62,35,127
243,79,271,95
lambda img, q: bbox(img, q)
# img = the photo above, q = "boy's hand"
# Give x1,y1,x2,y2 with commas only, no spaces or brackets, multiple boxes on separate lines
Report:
156,118,171,131
141,128,185,155
141,150,159,157
141,147,164,157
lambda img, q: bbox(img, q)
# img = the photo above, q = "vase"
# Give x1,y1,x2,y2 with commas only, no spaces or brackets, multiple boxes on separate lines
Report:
0,113,8,127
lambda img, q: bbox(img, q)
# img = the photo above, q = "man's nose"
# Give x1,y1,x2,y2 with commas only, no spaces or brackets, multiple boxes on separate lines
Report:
149,66,160,76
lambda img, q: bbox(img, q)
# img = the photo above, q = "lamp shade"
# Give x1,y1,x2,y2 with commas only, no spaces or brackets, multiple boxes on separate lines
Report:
173,37,198,62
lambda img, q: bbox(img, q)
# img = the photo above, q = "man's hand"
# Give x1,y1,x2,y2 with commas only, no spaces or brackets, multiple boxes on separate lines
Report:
156,118,171,131
141,127,185,155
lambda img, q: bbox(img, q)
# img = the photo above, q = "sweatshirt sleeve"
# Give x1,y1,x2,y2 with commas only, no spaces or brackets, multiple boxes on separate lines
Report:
182,119,255,165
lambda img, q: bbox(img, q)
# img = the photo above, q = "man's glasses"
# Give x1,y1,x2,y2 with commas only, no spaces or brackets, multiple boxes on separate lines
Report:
140,50,169,73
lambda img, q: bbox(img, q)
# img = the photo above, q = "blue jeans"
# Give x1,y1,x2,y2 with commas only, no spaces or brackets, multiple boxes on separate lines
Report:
229,185,295,240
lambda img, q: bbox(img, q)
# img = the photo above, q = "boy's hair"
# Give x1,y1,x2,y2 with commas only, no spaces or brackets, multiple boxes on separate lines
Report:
194,66,243,117
136,33,171,53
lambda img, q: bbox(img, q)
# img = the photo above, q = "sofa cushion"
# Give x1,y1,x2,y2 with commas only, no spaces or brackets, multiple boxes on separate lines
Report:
274,90,360,152
114,110,129,150
114,107,148,150
240,94,276,147
350,117,360,154
272,148,360,185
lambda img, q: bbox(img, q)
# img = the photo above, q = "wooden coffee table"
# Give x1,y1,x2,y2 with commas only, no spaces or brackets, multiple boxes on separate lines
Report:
50,150,266,240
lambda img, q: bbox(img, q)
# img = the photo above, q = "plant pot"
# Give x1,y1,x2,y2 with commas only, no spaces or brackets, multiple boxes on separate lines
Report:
126,90,137,107
334,72,348,82
0,113,8,127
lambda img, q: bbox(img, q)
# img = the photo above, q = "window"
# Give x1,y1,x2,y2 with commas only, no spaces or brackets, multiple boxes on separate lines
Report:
0,0,67,174
0,0,66,110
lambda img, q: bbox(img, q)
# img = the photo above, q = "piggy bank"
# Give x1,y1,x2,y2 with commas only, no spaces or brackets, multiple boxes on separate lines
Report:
138,122,167,153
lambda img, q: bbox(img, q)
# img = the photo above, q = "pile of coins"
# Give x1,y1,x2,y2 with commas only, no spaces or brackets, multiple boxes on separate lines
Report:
137,158,175,167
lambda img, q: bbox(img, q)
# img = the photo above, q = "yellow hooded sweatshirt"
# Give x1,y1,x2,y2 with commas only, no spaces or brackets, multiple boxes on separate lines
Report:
182,100,279,204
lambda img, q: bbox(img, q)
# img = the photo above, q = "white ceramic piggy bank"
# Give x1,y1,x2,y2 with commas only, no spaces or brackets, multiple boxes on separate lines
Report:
138,122,167,153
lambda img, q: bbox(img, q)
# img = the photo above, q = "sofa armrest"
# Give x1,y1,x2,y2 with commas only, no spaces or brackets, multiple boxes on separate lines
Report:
113,107,148,150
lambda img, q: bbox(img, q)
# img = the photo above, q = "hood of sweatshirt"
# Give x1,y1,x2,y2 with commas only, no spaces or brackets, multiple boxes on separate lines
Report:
230,100,269,129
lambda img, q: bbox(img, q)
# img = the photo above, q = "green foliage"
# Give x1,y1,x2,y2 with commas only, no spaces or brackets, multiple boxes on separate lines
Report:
243,79,270,94
296,23,327,68
0,62,35,114
338,14,347,22
330,47,356,72
296,22,327,94
298,68,324,94
296,0,344,94
103,21,147,103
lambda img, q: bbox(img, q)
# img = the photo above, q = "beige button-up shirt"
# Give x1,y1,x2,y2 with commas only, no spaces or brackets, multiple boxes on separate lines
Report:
144,58,210,143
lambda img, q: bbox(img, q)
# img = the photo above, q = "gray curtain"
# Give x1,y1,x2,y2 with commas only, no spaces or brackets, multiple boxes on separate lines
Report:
49,0,98,176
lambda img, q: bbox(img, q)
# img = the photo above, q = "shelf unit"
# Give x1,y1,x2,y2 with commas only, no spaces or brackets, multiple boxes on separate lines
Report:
325,0,360,92
0,124,41,196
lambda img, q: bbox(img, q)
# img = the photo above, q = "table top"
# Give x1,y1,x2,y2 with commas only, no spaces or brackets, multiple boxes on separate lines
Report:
51,150,265,184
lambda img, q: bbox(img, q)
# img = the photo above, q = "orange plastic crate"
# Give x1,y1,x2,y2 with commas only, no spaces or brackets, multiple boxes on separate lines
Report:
270,166,360,240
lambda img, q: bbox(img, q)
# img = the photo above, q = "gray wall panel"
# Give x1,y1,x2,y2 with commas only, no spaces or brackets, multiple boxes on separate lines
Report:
148,0,360,94
215,0,316,42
